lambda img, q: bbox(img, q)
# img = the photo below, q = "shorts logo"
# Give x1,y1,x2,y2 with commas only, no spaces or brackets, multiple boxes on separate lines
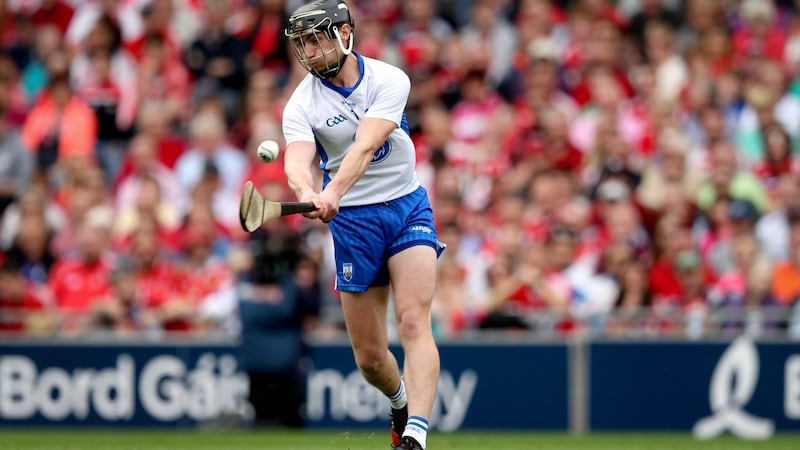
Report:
326,115,347,127
342,263,353,282
371,140,392,164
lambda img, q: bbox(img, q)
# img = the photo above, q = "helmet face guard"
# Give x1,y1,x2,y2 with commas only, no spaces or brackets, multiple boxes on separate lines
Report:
285,1,354,80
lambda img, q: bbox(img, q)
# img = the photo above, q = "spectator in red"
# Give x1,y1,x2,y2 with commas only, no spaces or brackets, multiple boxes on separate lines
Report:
480,239,571,331
47,205,115,333
696,25,737,79
136,33,191,125
447,68,508,170
113,173,181,244
178,203,236,332
50,163,110,258
134,100,187,169
671,249,710,338
567,22,634,106
30,0,74,35
127,215,187,332
752,122,799,191
114,133,187,220
0,254,52,334
391,0,452,72
531,106,583,173
243,0,290,75
21,74,97,173
733,0,787,65
71,14,138,141
648,214,695,306
124,0,182,63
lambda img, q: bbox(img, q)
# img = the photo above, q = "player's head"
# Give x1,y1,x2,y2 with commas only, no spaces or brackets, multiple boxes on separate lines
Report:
285,0,354,80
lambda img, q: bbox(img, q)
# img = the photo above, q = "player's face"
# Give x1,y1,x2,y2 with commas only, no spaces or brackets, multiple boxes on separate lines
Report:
292,31,339,72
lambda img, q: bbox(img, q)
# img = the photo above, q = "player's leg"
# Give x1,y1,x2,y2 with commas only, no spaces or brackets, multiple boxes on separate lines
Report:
340,287,408,447
340,286,401,392
389,245,440,450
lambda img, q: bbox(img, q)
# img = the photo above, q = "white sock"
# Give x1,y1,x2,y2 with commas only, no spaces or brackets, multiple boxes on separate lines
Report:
403,415,428,449
388,379,407,409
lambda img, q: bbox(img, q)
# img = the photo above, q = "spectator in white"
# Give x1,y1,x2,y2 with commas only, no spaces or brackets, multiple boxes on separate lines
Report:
114,133,187,217
458,0,518,92
0,78,33,214
756,174,800,263
175,110,247,201
64,0,146,50
643,20,688,105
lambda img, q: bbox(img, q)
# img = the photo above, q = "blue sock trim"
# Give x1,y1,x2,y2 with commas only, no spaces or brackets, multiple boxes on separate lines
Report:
407,416,429,431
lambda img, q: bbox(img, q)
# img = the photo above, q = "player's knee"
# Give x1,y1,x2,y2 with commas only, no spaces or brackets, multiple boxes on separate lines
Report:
396,309,431,341
354,348,386,375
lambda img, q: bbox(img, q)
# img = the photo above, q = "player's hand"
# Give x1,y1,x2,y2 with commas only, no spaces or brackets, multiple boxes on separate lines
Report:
298,191,325,221
315,189,340,223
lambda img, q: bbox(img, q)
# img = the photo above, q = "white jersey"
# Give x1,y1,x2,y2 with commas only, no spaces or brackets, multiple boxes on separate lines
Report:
282,53,420,207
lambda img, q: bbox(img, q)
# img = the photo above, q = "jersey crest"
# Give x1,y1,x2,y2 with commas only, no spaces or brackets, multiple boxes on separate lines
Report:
371,140,392,164
342,263,353,281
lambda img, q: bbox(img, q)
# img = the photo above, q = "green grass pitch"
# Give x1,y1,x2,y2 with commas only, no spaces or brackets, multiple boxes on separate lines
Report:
1,430,799,450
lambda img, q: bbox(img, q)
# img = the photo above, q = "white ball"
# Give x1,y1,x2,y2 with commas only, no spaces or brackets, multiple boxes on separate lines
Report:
257,140,280,163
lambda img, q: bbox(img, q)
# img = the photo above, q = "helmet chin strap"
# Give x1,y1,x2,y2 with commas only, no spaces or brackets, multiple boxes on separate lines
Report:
315,26,353,80
333,26,353,56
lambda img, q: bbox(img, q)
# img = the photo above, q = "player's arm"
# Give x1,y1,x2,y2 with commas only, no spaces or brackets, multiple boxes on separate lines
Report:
323,117,396,199
285,140,325,220
284,140,318,201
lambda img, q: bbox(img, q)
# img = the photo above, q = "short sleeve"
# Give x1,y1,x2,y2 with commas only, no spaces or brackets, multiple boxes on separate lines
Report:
282,97,315,145
363,67,410,127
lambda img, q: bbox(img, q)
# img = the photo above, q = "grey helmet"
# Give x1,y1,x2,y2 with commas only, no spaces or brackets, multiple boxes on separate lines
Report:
285,0,355,79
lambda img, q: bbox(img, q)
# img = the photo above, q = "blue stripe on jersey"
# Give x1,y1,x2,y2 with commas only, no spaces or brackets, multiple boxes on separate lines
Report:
320,52,365,98
400,112,410,137
315,139,331,189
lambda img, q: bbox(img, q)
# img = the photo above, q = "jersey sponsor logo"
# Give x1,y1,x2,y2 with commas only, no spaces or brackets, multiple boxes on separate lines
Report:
342,263,353,282
371,140,392,164
326,114,348,127
693,336,774,439
410,225,432,234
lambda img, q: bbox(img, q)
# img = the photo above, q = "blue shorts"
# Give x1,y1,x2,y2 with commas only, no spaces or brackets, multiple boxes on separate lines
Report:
328,186,445,292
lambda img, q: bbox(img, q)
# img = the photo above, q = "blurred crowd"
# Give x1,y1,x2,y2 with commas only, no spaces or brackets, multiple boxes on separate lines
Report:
2,0,800,341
